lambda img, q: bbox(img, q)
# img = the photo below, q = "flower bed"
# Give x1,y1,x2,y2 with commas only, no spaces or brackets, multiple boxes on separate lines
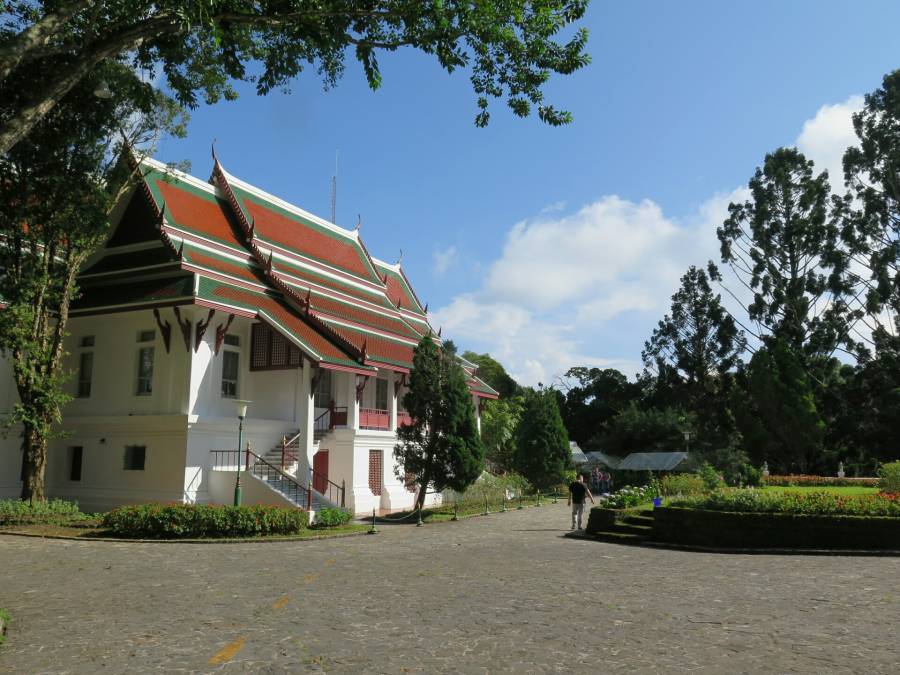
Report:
102,503,308,539
763,475,878,488
673,489,900,517
598,485,652,509
0,498,94,526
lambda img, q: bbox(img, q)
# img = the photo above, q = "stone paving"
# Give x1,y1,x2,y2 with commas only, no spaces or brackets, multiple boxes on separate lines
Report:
1,504,899,673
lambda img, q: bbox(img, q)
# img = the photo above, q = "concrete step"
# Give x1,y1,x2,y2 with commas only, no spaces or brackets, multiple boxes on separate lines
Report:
611,523,652,536
591,530,646,545
623,514,655,526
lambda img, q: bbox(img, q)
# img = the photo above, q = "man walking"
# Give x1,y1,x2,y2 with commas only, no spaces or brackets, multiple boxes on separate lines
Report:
568,474,595,531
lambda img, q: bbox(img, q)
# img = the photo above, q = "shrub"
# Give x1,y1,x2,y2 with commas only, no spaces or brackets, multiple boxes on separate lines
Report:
877,462,900,494
763,475,878,487
696,463,725,491
673,489,900,517
0,498,89,525
313,507,352,528
659,474,706,497
101,503,308,538
737,463,762,488
599,485,652,509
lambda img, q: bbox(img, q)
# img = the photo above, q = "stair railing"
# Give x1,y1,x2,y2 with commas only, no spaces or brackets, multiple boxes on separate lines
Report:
210,449,312,511
280,431,302,470
310,467,346,508
314,401,349,434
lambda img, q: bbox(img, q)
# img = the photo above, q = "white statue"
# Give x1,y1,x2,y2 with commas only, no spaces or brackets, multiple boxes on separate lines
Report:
762,461,769,477
837,461,845,479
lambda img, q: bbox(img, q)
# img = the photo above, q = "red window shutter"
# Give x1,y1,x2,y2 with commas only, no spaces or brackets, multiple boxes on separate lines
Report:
368,450,383,496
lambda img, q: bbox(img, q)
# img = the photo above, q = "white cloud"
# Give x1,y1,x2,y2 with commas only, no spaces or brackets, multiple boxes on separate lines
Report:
435,95,862,387
795,95,863,193
432,245,458,276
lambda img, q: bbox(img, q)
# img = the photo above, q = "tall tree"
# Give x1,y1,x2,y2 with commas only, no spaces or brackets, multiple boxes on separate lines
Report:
594,403,693,457
480,396,524,472
0,0,591,153
713,147,857,360
513,387,569,490
395,334,485,510
642,265,744,449
557,367,641,448
461,350,520,399
841,68,900,356
0,60,185,501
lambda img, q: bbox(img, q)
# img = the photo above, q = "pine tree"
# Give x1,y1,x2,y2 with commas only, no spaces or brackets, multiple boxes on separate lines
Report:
514,388,570,491
394,335,484,510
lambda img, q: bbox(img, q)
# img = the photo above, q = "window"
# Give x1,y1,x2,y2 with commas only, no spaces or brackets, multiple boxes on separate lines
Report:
69,446,83,482
124,445,146,471
314,368,332,408
224,334,240,347
136,347,154,395
80,336,95,348
136,331,155,396
221,350,239,398
250,323,301,370
77,351,93,398
375,378,388,411
368,450,383,496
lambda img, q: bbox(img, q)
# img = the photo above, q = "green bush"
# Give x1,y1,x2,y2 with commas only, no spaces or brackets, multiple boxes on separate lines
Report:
673,488,900,517
0,498,89,525
658,474,706,497
696,463,725,491
877,461,900,494
652,506,900,550
737,463,762,487
313,507,352,528
600,485,652,509
102,503,308,538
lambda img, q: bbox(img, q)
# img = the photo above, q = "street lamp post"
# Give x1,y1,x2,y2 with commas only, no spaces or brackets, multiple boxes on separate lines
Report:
234,400,251,506
683,430,691,454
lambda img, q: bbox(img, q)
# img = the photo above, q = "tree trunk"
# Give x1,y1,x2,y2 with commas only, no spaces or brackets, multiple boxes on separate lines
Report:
415,470,431,511
20,423,48,502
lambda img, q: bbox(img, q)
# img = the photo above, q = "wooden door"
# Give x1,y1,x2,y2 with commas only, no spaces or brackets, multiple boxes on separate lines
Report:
313,450,329,493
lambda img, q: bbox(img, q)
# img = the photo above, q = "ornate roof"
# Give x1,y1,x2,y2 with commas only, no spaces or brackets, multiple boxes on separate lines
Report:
74,153,499,398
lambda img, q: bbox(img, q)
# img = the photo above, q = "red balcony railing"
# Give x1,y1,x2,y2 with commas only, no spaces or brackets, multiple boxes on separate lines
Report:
360,407,390,430
314,403,348,433
396,411,414,429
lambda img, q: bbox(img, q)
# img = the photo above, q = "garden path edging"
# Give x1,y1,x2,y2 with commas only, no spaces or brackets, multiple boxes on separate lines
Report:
0,529,369,545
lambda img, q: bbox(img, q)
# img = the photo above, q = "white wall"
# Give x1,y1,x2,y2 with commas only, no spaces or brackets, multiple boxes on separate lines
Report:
208,468,297,508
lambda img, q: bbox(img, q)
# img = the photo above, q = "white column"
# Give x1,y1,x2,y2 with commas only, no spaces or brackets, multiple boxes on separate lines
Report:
474,394,482,434
389,371,398,430
345,372,360,430
298,361,314,471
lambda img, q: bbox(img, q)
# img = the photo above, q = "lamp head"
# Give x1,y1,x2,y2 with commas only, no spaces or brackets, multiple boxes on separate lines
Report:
93,81,113,99
235,400,251,419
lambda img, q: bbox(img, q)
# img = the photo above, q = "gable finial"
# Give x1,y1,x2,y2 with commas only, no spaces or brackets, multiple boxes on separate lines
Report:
211,138,219,163
305,288,311,311
361,337,368,361
177,239,184,259
396,296,402,309
156,203,166,229
355,214,362,232
248,217,255,238
437,326,442,338
395,248,403,265
424,302,428,313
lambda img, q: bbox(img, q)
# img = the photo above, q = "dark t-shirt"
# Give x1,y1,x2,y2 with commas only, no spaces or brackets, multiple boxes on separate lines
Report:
569,481,588,504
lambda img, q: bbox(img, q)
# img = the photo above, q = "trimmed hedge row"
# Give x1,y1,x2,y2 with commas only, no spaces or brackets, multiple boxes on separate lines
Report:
763,475,878,487
651,507,900,550
102,503,309,539
586,506,646,534
0,498,89,525
312,507,352,528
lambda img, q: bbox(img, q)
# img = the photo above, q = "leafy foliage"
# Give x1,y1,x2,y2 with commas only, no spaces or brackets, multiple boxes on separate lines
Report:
0,0,592,152
479,396,524,472
101,503,308,538
395,335,485,509
461,351,520,398
593,403,691,456
0,498,89,524
312,507,352,528
558,367,642,448
513,387,570,490
657,474,706,497
877,462,900,494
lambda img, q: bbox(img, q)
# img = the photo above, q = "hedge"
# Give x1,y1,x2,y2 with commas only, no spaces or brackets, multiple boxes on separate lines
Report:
763,475,878,487
312,507,352,528
0,498,88,525
102,503,308,539
586,506,646,534
651,507,900,550
674,489,900,517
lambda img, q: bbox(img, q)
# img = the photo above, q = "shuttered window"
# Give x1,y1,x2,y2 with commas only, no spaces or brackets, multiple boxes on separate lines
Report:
368,450,383,496
250,322,302,370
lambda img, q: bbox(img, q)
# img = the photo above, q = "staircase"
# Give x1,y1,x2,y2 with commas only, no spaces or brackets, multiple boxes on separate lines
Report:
590,511,654,545
261,431,301,475
252,433,340,512
252,462,332,511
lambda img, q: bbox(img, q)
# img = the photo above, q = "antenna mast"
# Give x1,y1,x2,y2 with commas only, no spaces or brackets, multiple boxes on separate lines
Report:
330,148,339,224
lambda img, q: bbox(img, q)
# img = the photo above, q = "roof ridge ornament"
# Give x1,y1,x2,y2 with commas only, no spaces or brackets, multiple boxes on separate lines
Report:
211,138,219,164
305,288,312,313
424,302,428,314
156,203,166,230
395,248,403,265
396,296,402,309
355,214,362,232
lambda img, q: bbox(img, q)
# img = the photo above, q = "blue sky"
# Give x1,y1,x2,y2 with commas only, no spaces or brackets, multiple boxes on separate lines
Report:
155,0,900,385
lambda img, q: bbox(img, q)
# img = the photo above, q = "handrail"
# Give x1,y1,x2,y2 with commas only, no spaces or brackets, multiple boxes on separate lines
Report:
210,449,313,510
309,466,346,507
280,431,302,469
359,407,390,430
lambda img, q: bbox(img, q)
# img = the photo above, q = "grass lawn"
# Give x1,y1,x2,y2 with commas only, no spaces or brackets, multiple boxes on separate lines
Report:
764,486,879,496
0,521,370,541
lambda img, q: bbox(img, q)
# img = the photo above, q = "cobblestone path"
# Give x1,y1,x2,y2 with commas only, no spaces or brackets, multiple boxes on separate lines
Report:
1,504,899,673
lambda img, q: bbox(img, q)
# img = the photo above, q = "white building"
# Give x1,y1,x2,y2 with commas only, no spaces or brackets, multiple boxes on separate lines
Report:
0,156,497,515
